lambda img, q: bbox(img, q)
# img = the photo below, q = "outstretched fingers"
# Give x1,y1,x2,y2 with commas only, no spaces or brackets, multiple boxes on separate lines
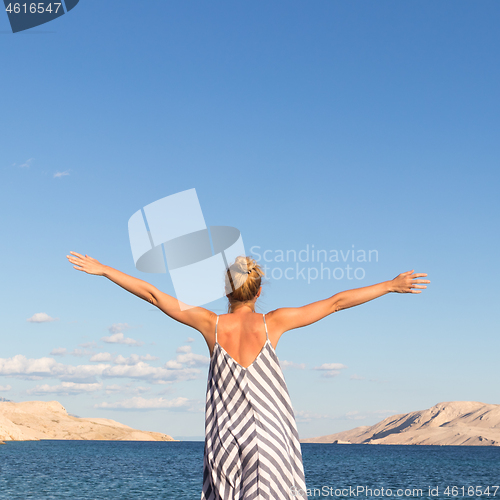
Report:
67,253,87,271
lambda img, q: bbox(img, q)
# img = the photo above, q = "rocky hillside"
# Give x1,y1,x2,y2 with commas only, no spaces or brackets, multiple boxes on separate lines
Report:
300,401,500,446
0,400,177,442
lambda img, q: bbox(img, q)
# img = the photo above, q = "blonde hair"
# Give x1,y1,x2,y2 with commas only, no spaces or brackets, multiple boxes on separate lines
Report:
225,256,265,312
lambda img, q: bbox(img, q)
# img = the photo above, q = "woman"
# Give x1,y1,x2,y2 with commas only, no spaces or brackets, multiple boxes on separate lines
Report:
66,251,429,499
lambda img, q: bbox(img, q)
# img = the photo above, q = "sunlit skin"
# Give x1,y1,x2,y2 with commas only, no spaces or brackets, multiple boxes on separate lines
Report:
66,251,430,368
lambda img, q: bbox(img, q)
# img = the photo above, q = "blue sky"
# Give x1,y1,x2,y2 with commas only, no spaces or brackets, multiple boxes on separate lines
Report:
1,1,499,440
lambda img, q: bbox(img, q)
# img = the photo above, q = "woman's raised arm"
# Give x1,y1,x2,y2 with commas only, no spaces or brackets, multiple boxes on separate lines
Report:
267,270,430,336
66,251,215,334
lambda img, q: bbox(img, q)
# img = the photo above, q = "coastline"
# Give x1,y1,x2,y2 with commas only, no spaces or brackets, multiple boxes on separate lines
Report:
0,400,178,442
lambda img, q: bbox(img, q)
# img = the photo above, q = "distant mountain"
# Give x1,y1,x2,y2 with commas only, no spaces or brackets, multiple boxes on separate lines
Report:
0,398,12,403
0,400,178,442
300,401,500,446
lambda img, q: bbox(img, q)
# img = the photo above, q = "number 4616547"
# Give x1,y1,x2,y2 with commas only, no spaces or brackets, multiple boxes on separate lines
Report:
5,3,62,14
443,486,499,497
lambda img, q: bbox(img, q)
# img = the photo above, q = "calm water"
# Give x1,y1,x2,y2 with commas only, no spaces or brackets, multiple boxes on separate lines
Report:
0,441,498,499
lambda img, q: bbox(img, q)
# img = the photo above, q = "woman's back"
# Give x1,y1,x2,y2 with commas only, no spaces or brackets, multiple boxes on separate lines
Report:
202,309,308,499
211,311,272,369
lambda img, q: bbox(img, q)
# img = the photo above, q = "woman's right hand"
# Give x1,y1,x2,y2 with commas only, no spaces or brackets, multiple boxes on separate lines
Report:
66,251,107,276
390,270,430,293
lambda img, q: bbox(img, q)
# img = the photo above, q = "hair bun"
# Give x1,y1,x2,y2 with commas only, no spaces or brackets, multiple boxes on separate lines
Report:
224,255,265,306
233,256,252,275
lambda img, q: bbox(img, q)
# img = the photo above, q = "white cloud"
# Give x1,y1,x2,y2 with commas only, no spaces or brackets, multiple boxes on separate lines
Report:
345,410,366,420
350,374,365,380
90,352,113,362
50,348,67,356
186,337,195,343
16,158,34,168
316,363,347,370
280,360,306,370
340,409,395,420
104,384,123,393
70,348,94,357
371,409,397,415
53,170,70,178
0,342,208,387
164,346,209,369
0,355,109,381
0,355,60,377
94,396,191,410
103,362,201,383
313,362,348,378
0,354,203,383
27,313,58,323
0,385,12,391
113,354,158,365
294,409,331,423
27,382,103,395
284,407,398,424
108,323,132,334
104,384,150,395
101,332,143,346
79,341,97,348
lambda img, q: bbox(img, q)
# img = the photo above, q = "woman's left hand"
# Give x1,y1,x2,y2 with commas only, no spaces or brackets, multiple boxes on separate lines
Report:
390,270,430,293
66,251,106,276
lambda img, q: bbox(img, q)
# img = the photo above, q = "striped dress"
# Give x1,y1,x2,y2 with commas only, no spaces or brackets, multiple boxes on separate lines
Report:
201,314,308,500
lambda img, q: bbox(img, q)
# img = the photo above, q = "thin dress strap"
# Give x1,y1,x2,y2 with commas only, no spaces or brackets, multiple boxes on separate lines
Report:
215,315,219,344
262,314,268,341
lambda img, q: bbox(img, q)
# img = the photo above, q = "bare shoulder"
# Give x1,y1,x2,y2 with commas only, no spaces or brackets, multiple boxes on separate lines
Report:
194,308,218,336
265,307,302,336
165,304,217,338
265,298,334,334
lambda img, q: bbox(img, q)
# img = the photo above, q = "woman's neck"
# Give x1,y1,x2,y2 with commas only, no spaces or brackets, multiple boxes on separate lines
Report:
230,303,255,313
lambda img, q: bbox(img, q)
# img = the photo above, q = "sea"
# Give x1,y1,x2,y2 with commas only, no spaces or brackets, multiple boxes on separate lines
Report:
0,441,498,499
